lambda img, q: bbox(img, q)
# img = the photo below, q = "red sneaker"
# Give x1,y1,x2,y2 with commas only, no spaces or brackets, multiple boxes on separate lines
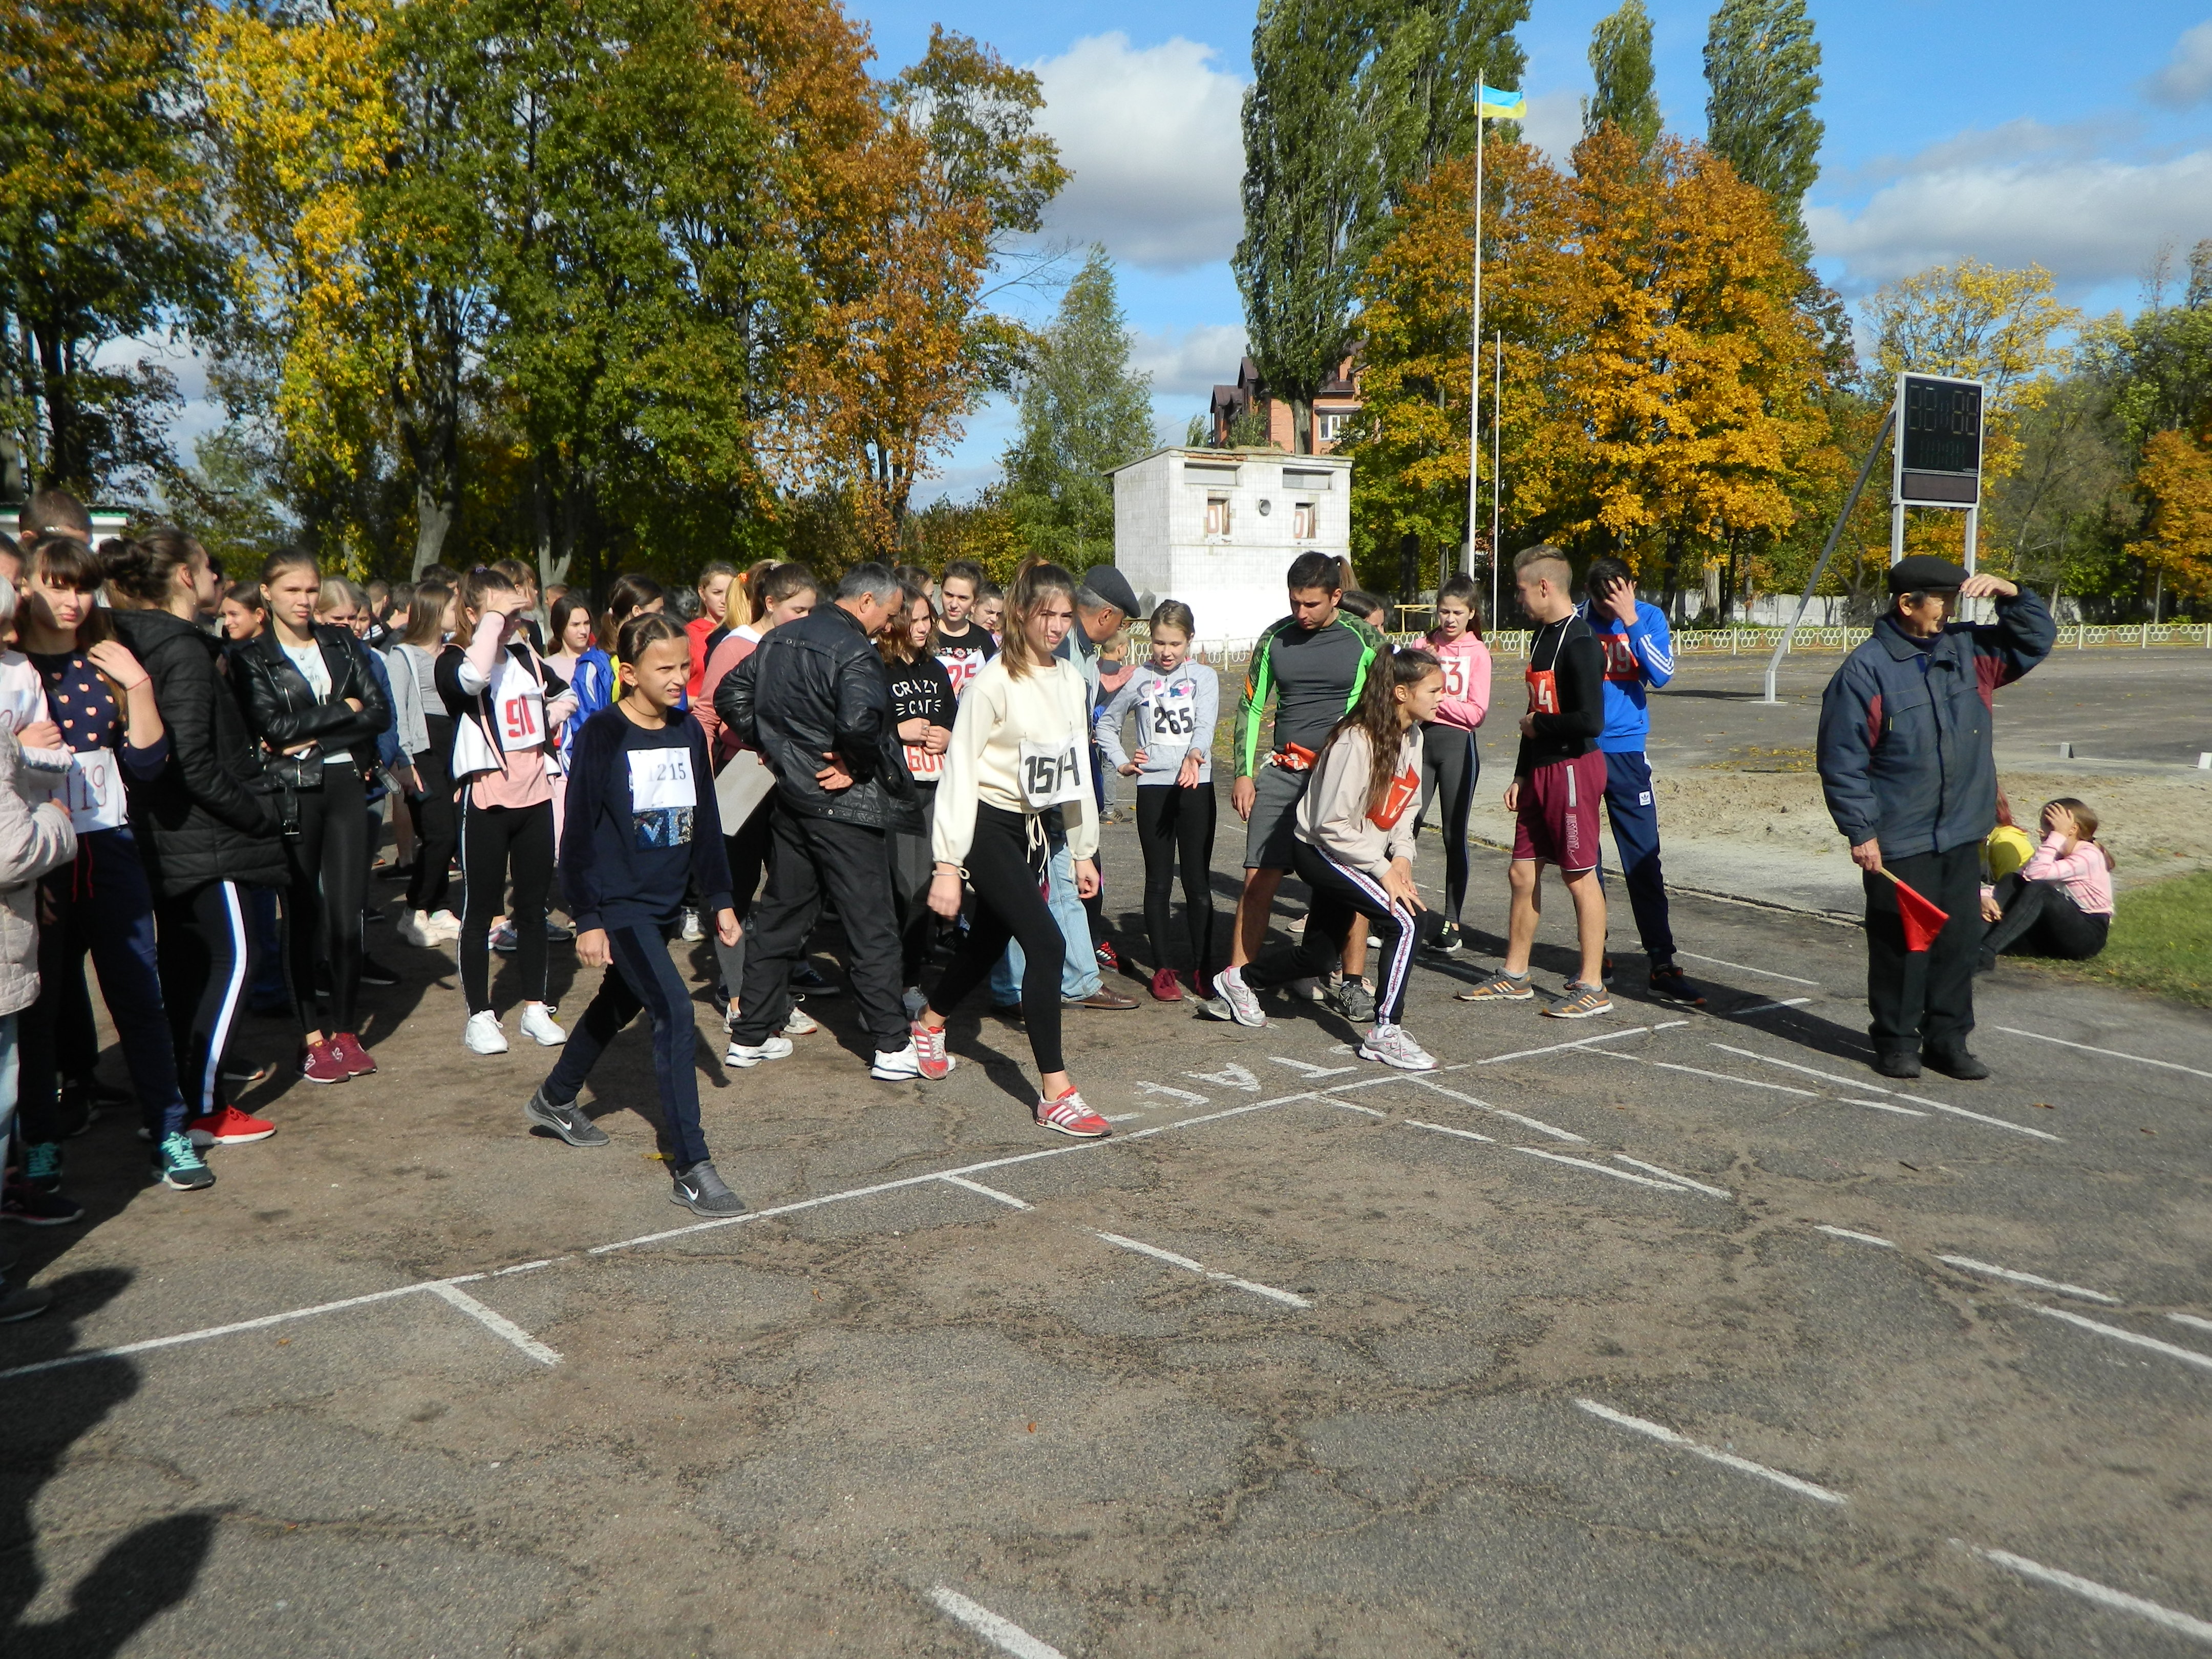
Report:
187,1104,275,1145
1033,1088,1111,1138
332,1032,377,1076
1150,967,1184,1003
1187,969,1214,1001
1095,938,1122,974
298,1041,350,1086
910,1020,951,1081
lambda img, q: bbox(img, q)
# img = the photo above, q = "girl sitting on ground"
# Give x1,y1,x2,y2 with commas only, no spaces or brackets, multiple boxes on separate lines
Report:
1978,797,2115,972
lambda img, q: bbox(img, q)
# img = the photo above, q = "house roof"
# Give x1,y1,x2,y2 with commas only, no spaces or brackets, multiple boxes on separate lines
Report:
1102,445,1352,478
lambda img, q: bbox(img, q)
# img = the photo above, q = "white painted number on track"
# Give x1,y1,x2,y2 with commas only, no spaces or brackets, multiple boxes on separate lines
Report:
1184,1061,1260,1091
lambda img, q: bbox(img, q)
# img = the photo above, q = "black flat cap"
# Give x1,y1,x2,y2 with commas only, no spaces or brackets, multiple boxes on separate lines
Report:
1887,554,1968,594
1079,564,1141,618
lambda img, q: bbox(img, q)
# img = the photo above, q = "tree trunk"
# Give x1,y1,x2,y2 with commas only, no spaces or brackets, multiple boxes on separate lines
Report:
412,481,454,579
32,325,85,491
1291,397,1313,454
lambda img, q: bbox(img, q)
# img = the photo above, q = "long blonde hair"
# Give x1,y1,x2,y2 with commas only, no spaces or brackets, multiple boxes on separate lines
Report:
2047,797,2117,870
999,560,1076,681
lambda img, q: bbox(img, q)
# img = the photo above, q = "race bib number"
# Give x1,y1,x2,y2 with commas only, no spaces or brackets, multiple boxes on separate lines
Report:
628,747,696,848
489,657,546,753
939,648,984,696
1368,763,1420,831
1017,738,1083,809
1600,633,1641,683
1142,681,1197,752
66,748,128,833
1525,666,1559,716
904,741,945,781
1439,653,1469,699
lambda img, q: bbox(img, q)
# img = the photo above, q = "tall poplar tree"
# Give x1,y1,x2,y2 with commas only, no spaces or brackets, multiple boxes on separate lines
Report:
1703,0,1823,260
1583,0,1661,154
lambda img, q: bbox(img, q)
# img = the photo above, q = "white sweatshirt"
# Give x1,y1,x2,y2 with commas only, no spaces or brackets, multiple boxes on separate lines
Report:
1294,723,1423,880
932,653,1097,867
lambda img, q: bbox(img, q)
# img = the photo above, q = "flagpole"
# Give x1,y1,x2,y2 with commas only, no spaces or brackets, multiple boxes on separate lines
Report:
1492,328,1503,629
1465,76,1484,583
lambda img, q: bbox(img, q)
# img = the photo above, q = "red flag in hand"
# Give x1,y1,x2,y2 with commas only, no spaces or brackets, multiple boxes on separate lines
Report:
1881,869,1950,952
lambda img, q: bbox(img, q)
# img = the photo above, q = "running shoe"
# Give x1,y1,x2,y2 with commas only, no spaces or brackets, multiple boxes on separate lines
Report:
188,1105,276,1145
490,921,519,955
1541,982,1614,1020
791,963,839,995
1214,964,1267,1027
902,986,928,1023
427,909,463,939
518,1002,567,1047
1357,1023,1438,1071
463,1010,509,1055
1871,1050,1922,1080
397,911,448,949
671,1159,747,1217
543,915,575,942
680,908,704,942
358,955,400,988
726,1033,795,1069
1150,967,1184,1003
909,1021,953,1080
1,1181,82,1225
1326,973,1376,1023
1428,920,1464,954
1033,1088,1111,1138
0,1280,51,1321
299,1040,351,1084
332,1032,377,1076
23,1142,61,1192
523,1086,610,1147
1095,938,1123,974
1187,968,1215,1001
1647,964,1706,1007
1921,1046,1990,1081
150,1132,216,1191
870,1040,950,1081
1456,972,1535,1003
782,1002,819,1037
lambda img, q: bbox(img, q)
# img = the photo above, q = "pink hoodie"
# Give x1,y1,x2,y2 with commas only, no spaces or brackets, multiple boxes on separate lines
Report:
2022,831,2115,916
1424,628,1492,734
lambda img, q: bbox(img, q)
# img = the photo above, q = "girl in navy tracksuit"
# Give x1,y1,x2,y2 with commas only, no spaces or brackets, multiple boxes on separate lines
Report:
525,613,745,1218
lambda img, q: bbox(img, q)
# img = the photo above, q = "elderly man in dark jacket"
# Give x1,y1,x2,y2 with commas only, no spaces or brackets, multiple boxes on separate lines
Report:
1817,554,2055,1080
716,562,931,1079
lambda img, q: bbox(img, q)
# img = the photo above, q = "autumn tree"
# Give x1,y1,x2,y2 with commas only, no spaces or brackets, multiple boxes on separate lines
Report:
2128,430,2212,608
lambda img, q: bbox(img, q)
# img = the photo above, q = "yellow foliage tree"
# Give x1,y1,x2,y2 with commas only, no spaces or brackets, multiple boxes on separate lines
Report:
2128,429,2212,606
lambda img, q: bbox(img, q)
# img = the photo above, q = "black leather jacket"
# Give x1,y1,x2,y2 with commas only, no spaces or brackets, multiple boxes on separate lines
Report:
233,625,392,775
714,603,917,832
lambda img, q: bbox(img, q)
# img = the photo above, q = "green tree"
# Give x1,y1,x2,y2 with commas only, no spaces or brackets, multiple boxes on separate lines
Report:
1703,0,1823,260
1584,0,1661,154
1002,248,1157,569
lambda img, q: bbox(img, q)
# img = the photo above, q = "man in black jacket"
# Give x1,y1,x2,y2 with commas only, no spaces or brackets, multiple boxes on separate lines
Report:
716,562,937,1080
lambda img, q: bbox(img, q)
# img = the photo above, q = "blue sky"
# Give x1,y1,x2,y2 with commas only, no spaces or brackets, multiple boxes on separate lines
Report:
836,1,2212,502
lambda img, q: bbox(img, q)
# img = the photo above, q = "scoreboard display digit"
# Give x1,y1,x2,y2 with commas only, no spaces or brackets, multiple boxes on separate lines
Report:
1896,372,1984,506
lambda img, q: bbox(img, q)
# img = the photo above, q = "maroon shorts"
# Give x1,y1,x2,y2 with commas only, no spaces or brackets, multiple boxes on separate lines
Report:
1512,750,1608,870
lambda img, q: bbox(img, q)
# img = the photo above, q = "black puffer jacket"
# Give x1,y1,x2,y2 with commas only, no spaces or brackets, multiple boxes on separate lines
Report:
714,603,918,832
233,624,391,773
105,609,287,895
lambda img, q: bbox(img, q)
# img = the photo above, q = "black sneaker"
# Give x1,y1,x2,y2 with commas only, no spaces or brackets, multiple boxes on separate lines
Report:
671,1160,747,1217
0,1280,51,1323
524,1087,611,1147
1647,964,1706,1007
1427,920,1463,954
1871,1050,1922,1080
150,1132,217,1192
1922,1047,1990,1082
359,955,401,988
791,963,840,995
1,1181,83,1226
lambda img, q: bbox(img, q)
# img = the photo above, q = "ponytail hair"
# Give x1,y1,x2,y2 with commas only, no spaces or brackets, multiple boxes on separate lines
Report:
1001,561,1077,680
1149,599,1196,639
600,572,665,649
615,611,683,678
458,563,516,618
100,525,205,607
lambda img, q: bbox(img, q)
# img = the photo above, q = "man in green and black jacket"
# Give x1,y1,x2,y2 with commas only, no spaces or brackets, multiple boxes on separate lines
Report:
1228,552,1388,986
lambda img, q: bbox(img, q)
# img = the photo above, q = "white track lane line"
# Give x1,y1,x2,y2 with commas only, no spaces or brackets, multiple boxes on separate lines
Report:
938,1174,1032,1210
1676,950,1820,987
1614,1156,1733,1199
1709,1045,2059,1142
1836,1097,1928,1117
1599,1044,1927,1116
1515,1147,1689,1192
1960,1543,2212,1645
927,1586,1070,1658
1479,1027,1652,1066
427,1282,561,1365
1991,1026,2212,1082
1936,1255,2117,1304
1405,1119,1497,1144
1732,997,1814,1016
2172,1313,2212,1336
1814,1225,1896,1247
2028,1304,2212,1375
1575,1399,1847,1504
1091,1231,1311,1308
1411,1078,1586,1143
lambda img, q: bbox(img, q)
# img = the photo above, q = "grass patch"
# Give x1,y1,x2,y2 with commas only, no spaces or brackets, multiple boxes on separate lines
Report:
2016,868,2212,1008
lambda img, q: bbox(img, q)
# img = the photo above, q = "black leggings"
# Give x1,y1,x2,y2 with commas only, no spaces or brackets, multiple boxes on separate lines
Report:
929,803,1069,1075
891,820,935,986
407,715,457,913
1242,840,1443,1025
1135,783,1216,974
156,880,257,1120
1415,723,1478,923
285,766,368,1035
460,794,555,1011
1983,873,2110,962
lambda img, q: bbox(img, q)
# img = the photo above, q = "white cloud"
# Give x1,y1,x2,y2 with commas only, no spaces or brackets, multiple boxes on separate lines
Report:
1517,88,1583,165
1807,147,2212,290
1031,33,1246,271
1130,322,1247,396
2146,20,2212,107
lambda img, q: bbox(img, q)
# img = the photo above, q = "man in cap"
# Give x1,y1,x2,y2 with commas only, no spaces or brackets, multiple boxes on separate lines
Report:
1816,555,2054,1080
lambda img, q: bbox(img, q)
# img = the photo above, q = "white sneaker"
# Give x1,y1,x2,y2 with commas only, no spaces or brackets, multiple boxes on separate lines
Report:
1358,1023,1437,1071
1215,965,1267,1028
870,1043,924,1080
519,1001,567,1046
428,909,463,940
680,908,704,942
464,1010,508,1055
397,910,443,948
901,985,927,1023
726,1034,794,1068
782,1003,819,1036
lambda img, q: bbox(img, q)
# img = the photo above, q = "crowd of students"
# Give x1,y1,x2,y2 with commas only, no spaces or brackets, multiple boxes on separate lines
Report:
0,498,2116,1320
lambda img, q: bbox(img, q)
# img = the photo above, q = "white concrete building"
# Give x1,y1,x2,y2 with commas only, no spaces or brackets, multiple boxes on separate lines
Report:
1106,446,1353,645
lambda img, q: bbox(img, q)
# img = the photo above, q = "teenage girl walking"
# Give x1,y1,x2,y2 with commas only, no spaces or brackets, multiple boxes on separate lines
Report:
916,562,1113,1135
390,582,460,947
1092,600,1219,1002
437,566,574,1055
1417,573,1491,951
1215,649,1447,1071
524,613,746,1217
881,581,955,1012
237,550,391,1084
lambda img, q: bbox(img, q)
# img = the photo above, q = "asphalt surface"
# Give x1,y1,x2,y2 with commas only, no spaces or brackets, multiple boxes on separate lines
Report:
4,814,2210,1658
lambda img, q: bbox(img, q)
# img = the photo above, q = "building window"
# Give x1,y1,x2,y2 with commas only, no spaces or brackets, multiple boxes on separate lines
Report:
1292,501,1316,540
1205,497,1231,536
1318,413,1347,442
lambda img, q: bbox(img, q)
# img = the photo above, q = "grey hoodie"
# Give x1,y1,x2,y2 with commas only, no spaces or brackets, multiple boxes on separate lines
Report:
1092,659,1219,785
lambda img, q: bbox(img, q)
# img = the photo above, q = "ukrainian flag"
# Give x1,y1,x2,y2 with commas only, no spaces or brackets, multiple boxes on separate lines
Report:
1476,84,1526,119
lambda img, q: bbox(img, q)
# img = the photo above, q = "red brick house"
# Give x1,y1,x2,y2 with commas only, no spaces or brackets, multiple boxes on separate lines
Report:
1208,356,1361,453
